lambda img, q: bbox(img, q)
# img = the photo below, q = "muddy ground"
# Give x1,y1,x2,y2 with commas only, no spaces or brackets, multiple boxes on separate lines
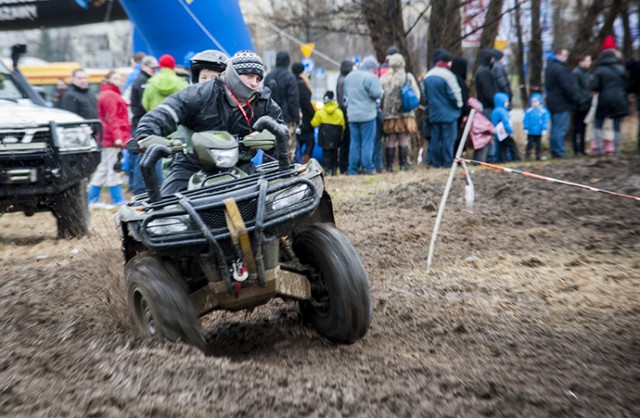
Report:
1,155,639,417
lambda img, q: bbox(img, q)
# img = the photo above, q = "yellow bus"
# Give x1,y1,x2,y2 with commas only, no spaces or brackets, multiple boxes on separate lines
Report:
12,62,131,104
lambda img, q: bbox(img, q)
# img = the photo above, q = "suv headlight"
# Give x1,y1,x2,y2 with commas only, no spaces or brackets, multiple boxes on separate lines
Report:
56,125,96,151
208,147,239,168
147,216,190,235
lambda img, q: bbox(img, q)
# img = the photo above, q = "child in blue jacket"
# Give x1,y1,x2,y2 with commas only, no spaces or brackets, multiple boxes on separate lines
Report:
522,93,550,160
491,92,520,162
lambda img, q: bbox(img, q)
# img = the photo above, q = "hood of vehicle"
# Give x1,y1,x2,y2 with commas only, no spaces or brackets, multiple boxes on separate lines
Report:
0,99,85,127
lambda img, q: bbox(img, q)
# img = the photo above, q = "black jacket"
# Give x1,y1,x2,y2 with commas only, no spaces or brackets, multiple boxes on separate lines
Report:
591,52,629,119
571,66,591,112
544,58,577,114
627,59,640,111
475,49,497,111
135,77,284,141
491,49,512,102
263,52,300,123
130,71,152,129
59,84,97,119
295,76,315,133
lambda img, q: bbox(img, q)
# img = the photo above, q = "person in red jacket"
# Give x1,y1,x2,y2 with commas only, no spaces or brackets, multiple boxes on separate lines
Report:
88,70,131,207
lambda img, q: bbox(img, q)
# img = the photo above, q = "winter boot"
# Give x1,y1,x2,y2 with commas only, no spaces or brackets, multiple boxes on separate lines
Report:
385,147,395,172
108,185,127,206
88,185,101,204
594,129,605,156
613,132,622,157
398,146,409,171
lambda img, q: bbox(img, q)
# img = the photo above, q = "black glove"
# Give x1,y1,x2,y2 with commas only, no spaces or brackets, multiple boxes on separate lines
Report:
126,138,143,154
113,151,123,173
253,116,290,170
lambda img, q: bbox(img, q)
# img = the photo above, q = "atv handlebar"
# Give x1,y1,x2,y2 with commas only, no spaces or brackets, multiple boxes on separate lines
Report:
140,143,172,202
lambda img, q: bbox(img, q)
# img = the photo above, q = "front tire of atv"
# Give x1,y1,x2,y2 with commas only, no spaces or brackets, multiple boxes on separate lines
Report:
51,179,91,239
125,254,206,351
293,223,371,344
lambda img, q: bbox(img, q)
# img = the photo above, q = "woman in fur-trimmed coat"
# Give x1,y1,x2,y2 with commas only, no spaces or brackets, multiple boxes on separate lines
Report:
380,53,420,171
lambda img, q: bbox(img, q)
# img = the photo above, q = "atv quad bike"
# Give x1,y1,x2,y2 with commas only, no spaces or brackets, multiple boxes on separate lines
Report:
116,124,371,351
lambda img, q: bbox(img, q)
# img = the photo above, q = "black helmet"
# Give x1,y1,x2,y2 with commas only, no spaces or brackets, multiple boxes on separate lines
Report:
189,49,229,83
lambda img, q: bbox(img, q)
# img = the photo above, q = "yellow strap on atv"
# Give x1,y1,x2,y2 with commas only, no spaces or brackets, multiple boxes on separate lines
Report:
223,198,257,276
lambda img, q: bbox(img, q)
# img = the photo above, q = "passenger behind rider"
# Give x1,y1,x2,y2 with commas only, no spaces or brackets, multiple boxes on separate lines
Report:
133,50,289,196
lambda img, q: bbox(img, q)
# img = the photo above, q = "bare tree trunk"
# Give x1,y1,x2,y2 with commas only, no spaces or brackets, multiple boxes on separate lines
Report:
528,0,543,94
359,0,412,73
514,0,528,106
591,0,626,61
428,0,461,65
569,0,606,67
472,0,504,75
621,2,633,59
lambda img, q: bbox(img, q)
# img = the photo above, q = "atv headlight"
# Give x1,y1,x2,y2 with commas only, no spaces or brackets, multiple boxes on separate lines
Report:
266,184,310,212
147,216,190,235
56,125,97,151
208,147,239,169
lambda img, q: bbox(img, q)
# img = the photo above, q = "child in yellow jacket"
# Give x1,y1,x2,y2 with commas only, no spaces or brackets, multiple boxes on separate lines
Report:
311,91,345,175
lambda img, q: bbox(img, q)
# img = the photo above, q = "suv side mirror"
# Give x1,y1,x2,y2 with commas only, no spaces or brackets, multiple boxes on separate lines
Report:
11,44,27,69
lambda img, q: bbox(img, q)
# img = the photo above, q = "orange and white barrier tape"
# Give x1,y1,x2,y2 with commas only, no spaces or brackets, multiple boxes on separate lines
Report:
455,158,640,203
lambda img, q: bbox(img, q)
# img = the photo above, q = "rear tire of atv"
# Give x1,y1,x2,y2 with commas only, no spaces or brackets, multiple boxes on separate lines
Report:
293,223,371,344
125,254,206,351
52,179,91,239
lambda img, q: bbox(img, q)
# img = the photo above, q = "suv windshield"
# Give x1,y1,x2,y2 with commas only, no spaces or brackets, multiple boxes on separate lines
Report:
0,71,28,101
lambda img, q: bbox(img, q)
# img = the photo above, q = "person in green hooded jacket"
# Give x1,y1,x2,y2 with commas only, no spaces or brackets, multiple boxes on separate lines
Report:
142,54,189,111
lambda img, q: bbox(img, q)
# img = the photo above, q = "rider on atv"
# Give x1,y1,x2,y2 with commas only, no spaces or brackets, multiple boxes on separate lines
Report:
132,50,290,196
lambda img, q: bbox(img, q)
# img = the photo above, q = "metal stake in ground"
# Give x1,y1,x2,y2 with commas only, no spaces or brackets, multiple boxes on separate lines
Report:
426,109,476,274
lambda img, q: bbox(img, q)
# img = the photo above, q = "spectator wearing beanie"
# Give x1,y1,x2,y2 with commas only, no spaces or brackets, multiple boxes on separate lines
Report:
544,47,576,158
423,49,462,168
602,35,617,51
590,47,629,156
343,55,383,174
264,51,300,161
336,59,355,174
142,53,189,111
291,62,316,163
135,49,288,196
380,53,421,171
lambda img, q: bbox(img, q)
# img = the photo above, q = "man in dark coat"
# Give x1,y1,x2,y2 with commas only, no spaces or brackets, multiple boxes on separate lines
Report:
134,50,289,196
128,55,159,195
264,51,300,161
475,48,498,161
491,49,512,106
590,49,629,156
571,53,592,156
291,62,315,163
59,68,97,119
544,47,577,158
627,56,640,152
336,59,354,174
475,49,497,119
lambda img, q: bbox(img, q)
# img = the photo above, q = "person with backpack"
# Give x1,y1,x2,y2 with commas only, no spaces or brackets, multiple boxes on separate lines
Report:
264,51,300,161
380,53,420,171
311,91,345,175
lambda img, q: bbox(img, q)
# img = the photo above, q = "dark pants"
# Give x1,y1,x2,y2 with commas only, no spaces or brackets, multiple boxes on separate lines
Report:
322,148,338,175
297,131,314,163
526,135,542,160
428,122,457,168
498,136,521,162
550,112,570,158
338,113,350,174
572,110,588,156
